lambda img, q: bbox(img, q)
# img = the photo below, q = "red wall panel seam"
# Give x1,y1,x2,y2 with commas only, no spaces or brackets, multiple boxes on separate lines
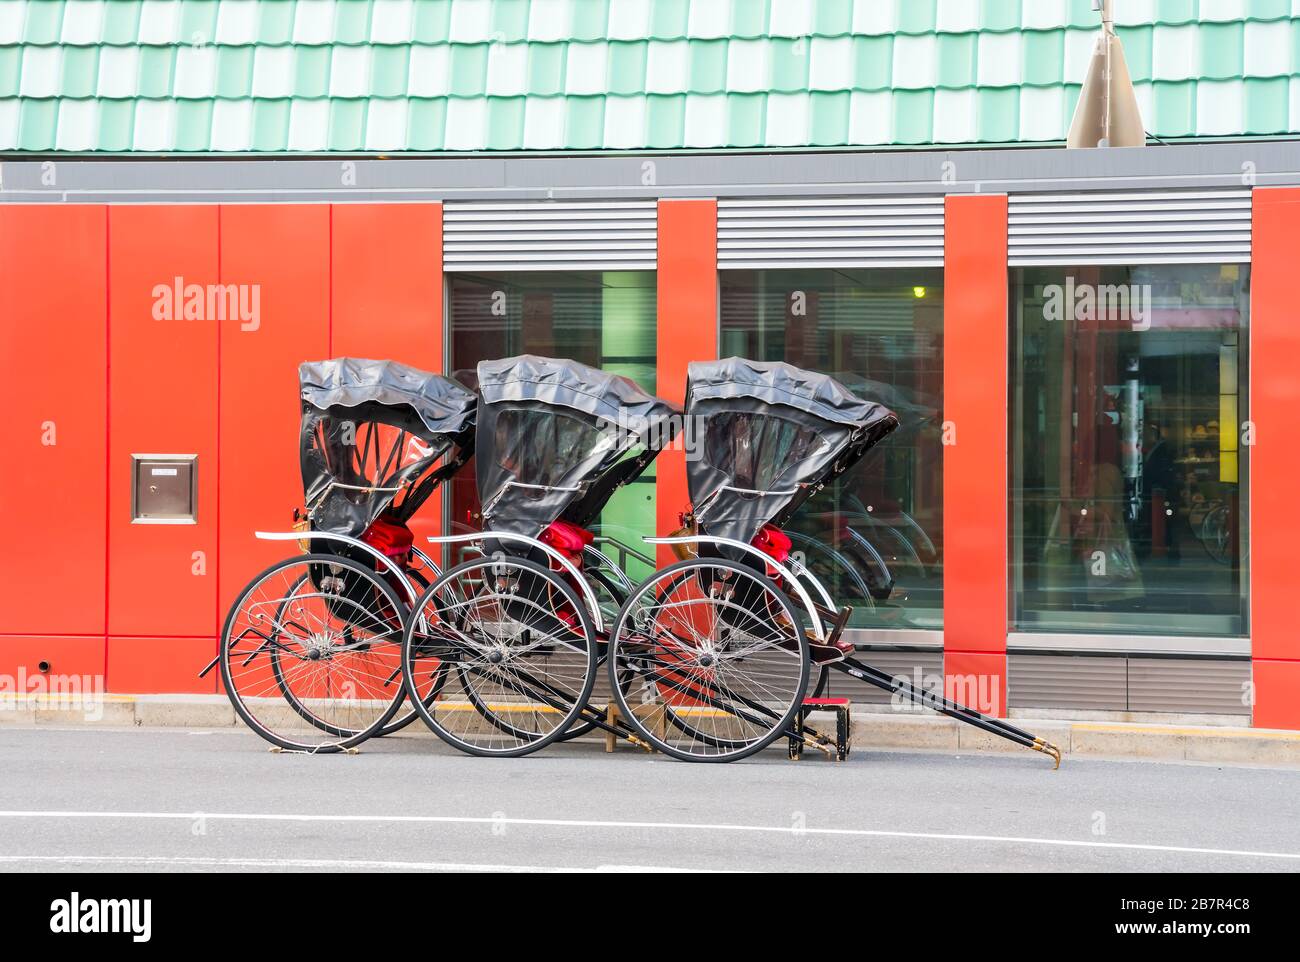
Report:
327,204,334,356
215,206,223,648
103,205,112,689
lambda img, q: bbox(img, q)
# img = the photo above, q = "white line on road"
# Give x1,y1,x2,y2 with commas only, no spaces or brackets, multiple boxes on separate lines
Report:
0,855,707,873
0,810,1297,861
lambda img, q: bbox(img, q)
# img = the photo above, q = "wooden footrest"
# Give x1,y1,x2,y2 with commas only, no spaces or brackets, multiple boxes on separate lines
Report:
789,697,851,761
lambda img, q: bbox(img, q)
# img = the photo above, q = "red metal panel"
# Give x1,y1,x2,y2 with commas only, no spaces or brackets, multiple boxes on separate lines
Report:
1249,187,1300,728
942,194,1009,713
942,651,1006,717
331,203,445,543
0,206,107,635
655,200,718,565
1252,660,1300,730
107,637,216,694
107,206,220,641
0,636,106,689
217,205,330,625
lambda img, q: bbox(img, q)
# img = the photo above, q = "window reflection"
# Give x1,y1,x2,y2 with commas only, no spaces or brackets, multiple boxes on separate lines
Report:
1011,264,1249,638
719,268,944,630
447,271,658,577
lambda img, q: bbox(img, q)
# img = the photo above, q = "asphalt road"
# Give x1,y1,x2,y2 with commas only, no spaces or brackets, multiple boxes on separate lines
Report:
2,726,1298,872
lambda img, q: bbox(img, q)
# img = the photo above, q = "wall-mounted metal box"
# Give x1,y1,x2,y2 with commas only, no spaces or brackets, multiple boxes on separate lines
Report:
131,454,198,524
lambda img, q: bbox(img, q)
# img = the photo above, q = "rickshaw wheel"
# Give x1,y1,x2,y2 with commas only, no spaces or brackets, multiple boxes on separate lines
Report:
401,556,598,757
220,554,409,753
608,558,811,762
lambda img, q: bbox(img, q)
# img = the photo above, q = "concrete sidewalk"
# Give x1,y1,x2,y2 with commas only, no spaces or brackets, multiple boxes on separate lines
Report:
3,693,1298,767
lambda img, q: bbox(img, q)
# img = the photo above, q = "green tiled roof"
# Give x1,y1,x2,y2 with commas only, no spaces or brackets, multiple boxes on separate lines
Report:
1,0,1298,152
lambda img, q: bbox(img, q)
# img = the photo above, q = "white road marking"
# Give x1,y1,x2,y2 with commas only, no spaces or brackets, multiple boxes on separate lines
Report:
0,810,1296,861
0,855,707,873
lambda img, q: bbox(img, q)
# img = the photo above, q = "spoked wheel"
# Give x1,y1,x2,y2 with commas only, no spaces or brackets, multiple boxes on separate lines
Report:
608,558,811,762
220,554,409,753
401,556,598,757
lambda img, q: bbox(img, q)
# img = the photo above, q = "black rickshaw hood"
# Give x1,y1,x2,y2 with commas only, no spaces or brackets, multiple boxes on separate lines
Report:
688,357,895,430
300,357,477,438
298,358,477,542
686,358,899,548
477,354,676,432
476,355,679,540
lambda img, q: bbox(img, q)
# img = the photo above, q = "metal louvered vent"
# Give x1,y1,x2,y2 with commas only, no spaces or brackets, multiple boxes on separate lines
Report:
717,197,945,269
443,201,657,272
1008,189,1252,266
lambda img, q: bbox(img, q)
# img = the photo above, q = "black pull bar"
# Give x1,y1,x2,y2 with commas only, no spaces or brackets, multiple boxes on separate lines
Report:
836,655,1061,768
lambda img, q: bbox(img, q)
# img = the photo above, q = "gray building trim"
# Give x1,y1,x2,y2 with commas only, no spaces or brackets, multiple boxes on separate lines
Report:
1,141,1297,205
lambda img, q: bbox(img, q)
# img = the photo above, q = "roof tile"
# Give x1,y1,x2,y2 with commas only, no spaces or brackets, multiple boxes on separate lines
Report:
134,94,176,146
605,0,648,41
61,0,105,44
0,2,29,46
484,92,522,147
370,42,408,95
648,0,687,41
23,0,65,44
724,89,762,144
643,90,683,146
326,94,363,147
215,0,259,44
214,42,252,95
55,94,96,147
409,0,450,42
293,0,337,44
96,95,134,148
332,0,371,44
287,94,326,147
181,0,220,45
255,0,292,43
0,45,20,96
371,0,414,43
99,44,141,96
59,43,97,96
174,95,213,147
248,93,286,146
406,94,445,147
137,44,175,96
601,90,642,146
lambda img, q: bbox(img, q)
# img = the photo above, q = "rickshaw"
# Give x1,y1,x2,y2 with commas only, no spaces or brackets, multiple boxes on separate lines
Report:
205,358,477,753
401,355,1062,766
399,355,678,757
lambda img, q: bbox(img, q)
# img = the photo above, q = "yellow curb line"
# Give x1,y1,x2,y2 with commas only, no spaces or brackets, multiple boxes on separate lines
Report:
1071,722,1300,741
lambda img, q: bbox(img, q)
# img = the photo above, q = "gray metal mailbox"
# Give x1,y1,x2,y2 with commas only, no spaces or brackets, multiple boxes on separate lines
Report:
131,454,198,523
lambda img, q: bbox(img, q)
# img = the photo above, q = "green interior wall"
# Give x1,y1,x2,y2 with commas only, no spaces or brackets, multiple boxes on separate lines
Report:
599,271,658,579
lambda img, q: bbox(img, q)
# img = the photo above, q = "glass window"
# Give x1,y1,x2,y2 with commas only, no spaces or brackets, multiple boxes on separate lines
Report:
719,268,944,631
1011,264,1249,638
447,271,657,576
